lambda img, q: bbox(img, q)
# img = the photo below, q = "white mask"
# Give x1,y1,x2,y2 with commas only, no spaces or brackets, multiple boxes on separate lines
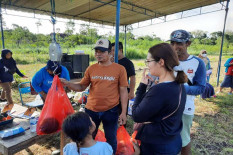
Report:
202,54,207,57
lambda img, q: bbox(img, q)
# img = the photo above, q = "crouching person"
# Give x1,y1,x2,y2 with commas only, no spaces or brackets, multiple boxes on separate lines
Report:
31,60,70,102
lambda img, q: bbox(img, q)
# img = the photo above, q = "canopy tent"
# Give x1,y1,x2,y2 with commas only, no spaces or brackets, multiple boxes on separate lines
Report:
0,0,230,85
0,0,228,26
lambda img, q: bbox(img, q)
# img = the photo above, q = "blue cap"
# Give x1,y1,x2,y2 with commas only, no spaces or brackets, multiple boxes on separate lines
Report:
170,30,190,43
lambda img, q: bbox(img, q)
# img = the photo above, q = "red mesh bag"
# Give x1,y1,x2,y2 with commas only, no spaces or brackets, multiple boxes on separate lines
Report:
116,126,134,155
77,96,87,104
36,75,74,135
95,129,106,142
131,131,141,146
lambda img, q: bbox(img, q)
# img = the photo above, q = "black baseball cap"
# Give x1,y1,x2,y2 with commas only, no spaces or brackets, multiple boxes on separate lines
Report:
93,38,112,52
45,60,60,72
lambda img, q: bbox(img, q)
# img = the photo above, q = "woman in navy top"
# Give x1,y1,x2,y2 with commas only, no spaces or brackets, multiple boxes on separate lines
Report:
132,43,187,155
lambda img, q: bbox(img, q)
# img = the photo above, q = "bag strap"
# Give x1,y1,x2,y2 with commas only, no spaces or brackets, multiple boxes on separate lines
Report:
162,84,182,120
143,84,183,125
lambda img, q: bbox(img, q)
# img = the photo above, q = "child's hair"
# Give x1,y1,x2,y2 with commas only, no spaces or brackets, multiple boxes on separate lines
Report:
148,43,187,84
62,112,92,152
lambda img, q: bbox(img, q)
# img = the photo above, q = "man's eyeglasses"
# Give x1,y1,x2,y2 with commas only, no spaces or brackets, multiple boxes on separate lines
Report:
145,59,156,65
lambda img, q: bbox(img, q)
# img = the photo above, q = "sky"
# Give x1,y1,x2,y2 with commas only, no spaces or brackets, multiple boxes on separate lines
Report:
1,1,233,40
132,1,233,40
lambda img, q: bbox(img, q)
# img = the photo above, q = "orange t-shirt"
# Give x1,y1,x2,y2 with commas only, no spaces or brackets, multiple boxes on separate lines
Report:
80,63,128,112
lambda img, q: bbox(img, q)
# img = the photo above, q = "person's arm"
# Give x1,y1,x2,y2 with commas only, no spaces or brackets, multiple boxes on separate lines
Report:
15,67,24,77
133,68,148,104
13,60,26,77
16,66,27,78
61,80,88,92
128,75,136,99
61,66,91,92
32,69,47,100
185,59,206,95
132,68,164,122
39,91,47,101
119,86,128,125
132,84,164,123
118,65,129,125
32,69,44,94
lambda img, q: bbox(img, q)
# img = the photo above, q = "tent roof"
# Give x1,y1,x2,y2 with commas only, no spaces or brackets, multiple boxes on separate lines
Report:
1,0,227,26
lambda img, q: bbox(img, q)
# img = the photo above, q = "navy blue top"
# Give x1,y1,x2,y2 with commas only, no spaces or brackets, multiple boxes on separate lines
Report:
132,81,186,144
0,50,24,83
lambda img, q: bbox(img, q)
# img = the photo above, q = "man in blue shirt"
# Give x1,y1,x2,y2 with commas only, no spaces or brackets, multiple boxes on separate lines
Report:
32,60,70,101
170,30,206,155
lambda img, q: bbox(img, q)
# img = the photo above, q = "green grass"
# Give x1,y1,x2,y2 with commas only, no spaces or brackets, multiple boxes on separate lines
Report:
10,40,233,65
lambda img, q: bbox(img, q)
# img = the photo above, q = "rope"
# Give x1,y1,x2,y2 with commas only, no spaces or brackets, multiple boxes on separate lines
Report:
50,0,56,16
50,0,56,41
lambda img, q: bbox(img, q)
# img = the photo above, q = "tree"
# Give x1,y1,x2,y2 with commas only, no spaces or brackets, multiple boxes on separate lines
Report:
65,20,75,35
210,31,223,39
79,24,99,44
11,24,35,47
225,31,233,43
191,30,207,40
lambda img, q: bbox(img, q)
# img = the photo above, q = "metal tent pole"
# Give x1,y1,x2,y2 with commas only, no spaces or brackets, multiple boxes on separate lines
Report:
114,0,121,63
217,0,230,86
0,3,5,49
124,25,127,57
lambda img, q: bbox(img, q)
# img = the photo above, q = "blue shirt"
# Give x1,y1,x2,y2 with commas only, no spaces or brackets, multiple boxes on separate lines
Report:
31,66,70,94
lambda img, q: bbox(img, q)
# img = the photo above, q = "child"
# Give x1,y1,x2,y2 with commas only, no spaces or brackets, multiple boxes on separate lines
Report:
62,112,113,155
0,49,27,112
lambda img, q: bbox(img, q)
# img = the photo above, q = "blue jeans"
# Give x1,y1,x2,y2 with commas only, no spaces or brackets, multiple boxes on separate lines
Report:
85,106,119,154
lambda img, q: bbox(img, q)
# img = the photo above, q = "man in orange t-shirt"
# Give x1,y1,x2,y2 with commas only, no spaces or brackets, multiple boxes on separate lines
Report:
61,38,128,154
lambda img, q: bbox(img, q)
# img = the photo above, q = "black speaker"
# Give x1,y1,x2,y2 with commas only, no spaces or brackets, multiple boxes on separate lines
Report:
61,54,73,62
72,55,89,73
61,54,89,79
61,62,75,79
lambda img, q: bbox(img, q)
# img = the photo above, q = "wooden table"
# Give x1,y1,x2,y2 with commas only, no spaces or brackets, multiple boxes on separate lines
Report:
0,104,47,155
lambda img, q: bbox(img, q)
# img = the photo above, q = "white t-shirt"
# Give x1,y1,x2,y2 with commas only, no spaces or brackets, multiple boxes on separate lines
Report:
63,141,113,155
179,55,206,115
